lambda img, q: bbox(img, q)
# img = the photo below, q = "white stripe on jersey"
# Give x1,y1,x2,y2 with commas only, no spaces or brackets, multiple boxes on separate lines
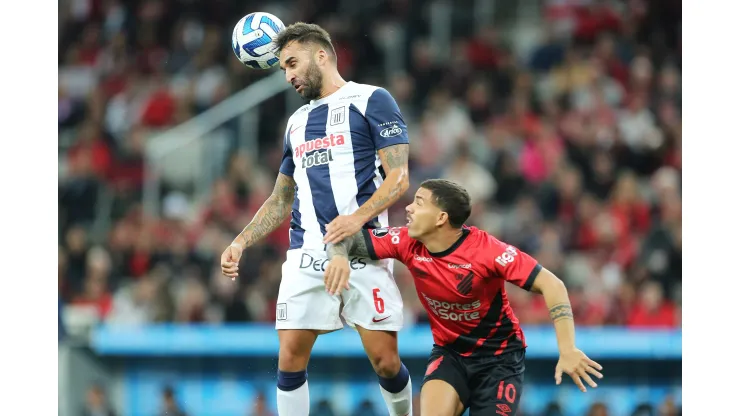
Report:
326,105,361,217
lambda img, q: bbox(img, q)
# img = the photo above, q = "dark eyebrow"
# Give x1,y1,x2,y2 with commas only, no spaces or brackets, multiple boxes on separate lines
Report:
279,56,296,70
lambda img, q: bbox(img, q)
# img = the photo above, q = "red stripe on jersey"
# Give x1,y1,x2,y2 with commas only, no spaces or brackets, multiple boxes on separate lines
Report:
460,306,506,357
497,302,527,355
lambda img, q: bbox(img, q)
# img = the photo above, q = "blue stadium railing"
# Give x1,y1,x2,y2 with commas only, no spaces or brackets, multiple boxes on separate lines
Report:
92,324,681,359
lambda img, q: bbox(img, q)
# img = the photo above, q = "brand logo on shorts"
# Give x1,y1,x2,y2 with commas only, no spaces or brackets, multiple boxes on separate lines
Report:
496,404,512,416
276,303,287,321
299,253,367,271
372,315,391,323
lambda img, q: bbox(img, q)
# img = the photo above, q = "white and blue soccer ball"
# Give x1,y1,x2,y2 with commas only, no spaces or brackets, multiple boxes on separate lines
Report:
232,12,285,69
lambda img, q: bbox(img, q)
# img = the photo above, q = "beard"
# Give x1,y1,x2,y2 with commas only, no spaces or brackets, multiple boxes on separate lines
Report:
296,61,323,100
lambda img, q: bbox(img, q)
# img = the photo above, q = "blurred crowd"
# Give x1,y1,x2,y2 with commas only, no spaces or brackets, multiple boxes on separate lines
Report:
59,0,681,336
60,0,680,415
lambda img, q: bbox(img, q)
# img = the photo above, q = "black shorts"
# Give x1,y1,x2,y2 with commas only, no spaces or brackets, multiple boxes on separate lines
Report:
421,345,526,416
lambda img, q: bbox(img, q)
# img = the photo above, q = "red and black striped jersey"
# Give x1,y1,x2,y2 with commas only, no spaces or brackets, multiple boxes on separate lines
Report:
362,226,541,357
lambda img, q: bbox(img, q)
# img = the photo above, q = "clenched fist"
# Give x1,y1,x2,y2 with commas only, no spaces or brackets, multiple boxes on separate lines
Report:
221,243,244,280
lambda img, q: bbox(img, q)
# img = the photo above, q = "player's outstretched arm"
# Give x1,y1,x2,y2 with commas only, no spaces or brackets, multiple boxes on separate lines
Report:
220,173,296,279
323,144,410,244
323,231,370,295
530,268,604,392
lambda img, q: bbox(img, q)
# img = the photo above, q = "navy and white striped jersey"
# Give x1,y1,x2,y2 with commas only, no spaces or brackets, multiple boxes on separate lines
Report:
278,81,409,250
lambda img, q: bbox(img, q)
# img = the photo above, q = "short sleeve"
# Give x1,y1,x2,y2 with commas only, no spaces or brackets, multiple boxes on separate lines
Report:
361,227,411,261
364,88,409,150
279,127,295,177
488,236,542,291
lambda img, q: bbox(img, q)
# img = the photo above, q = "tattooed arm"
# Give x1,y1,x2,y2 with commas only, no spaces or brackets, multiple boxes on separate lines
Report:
326,231,370,259
353,144,410,223
530,267,603,391
232,173,296,249
324,231,370,295
323,144,410,244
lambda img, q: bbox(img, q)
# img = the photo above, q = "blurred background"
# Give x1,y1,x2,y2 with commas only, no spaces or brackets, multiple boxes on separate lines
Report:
58,0,681,415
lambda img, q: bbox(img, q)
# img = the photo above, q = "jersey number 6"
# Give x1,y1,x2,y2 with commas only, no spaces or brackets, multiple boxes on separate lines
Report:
372,288,385,314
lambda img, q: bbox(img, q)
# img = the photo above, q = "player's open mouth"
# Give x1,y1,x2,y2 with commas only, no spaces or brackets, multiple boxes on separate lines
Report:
407,216,412,225
295,84,303,92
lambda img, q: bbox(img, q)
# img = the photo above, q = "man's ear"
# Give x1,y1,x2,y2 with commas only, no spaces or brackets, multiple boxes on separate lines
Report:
315,48,330,66
436,211,449,228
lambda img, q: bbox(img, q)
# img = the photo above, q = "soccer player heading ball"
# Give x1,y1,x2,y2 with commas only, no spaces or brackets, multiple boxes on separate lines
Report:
221,22,414,416
325,179,604,416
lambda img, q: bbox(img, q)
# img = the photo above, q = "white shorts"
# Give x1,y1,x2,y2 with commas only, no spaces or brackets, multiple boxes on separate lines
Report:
275,248,404,332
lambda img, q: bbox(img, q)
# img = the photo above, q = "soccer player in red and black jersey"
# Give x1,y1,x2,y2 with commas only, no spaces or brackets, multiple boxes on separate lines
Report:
324,179,603,416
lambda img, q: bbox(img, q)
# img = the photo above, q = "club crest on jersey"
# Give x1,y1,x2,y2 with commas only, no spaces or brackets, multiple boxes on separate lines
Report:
295,134,345,169
330,106,345,125
456,271,475,295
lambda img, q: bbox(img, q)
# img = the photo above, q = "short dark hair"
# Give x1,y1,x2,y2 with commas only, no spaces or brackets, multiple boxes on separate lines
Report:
420,179,472,228
274,22,336,59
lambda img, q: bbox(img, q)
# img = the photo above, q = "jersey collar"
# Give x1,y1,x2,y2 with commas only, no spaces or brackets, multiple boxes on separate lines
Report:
310,81,354,106
427,228,471,258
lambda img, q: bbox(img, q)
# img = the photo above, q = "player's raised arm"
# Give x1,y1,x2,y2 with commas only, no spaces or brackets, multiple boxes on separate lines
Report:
529,268,604,393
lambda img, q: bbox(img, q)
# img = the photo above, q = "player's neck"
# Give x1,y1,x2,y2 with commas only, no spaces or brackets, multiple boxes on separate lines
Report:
318,71,347,100
422,228,465,255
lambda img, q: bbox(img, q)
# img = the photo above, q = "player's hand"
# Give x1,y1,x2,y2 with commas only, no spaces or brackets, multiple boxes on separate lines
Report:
554,348,603,392
324,255,351,296
221,243,244,281
324,215,365,244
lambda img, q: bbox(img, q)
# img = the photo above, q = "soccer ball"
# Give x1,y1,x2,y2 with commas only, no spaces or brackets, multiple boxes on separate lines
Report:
232,12,285,69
